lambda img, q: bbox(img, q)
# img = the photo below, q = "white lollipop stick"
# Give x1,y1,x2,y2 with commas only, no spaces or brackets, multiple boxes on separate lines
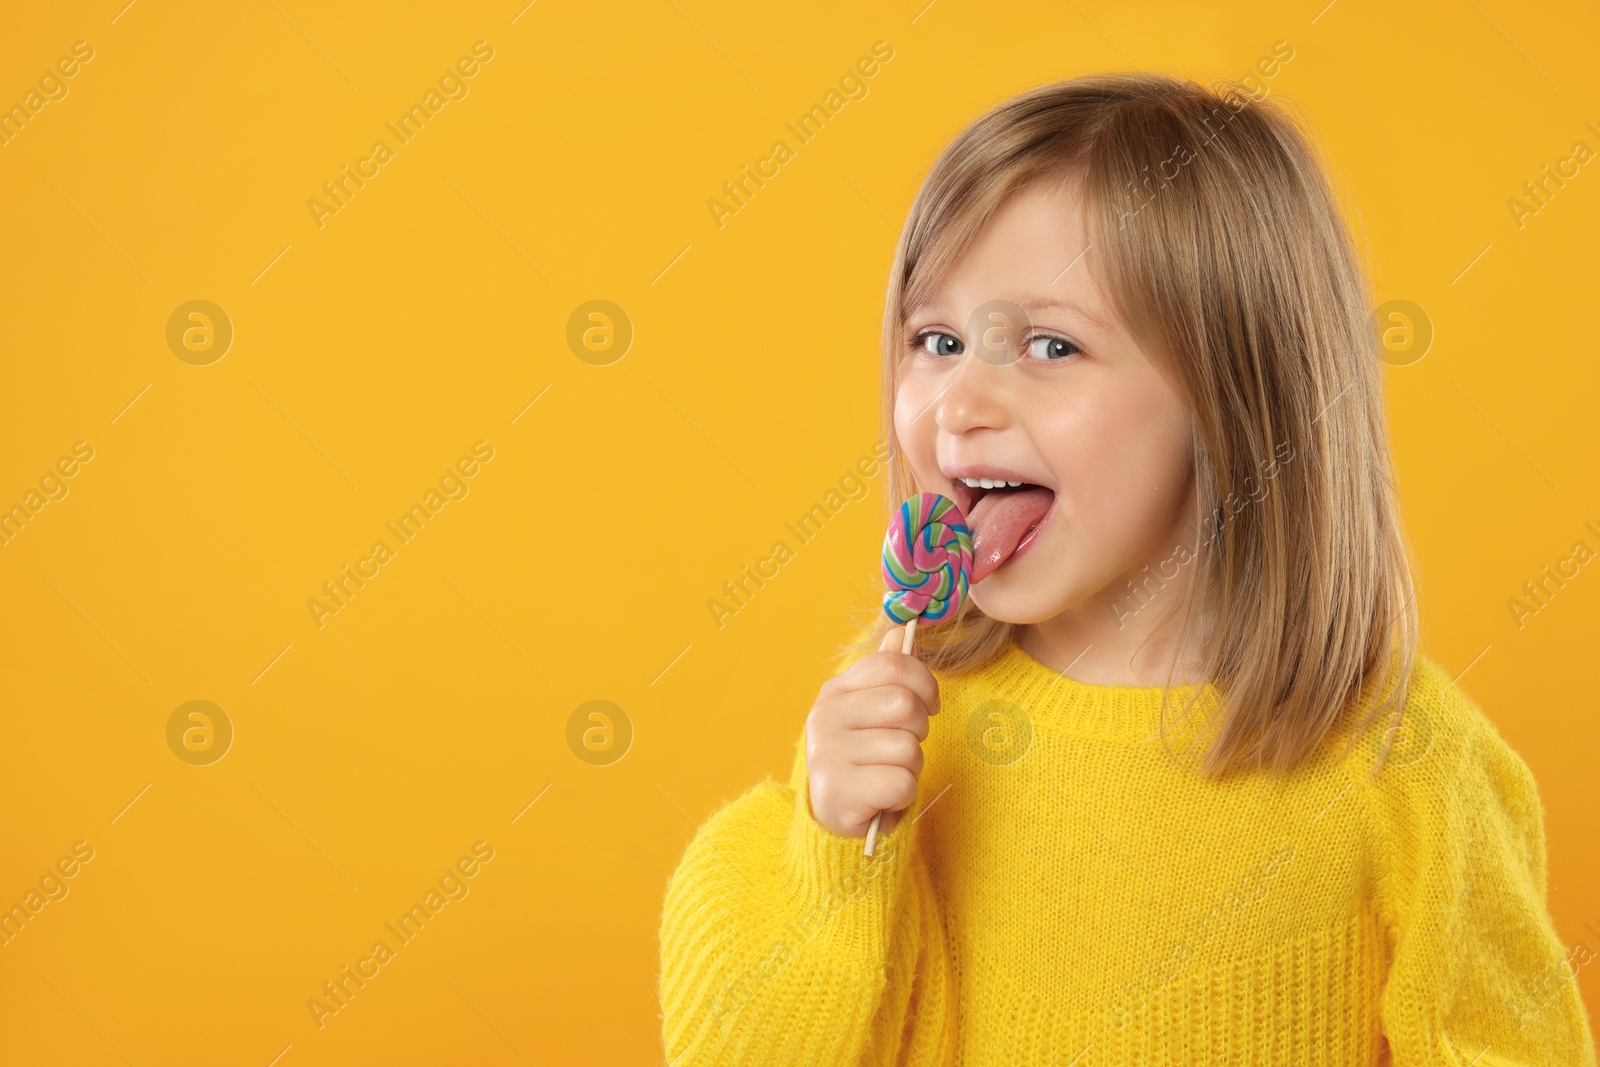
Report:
863,616,918,856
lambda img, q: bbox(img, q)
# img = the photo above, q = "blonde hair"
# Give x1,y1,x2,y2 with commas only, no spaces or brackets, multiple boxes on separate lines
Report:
845,71,1419,779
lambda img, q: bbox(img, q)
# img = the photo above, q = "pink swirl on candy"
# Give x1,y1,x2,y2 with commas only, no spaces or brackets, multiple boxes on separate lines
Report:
881,492,973,627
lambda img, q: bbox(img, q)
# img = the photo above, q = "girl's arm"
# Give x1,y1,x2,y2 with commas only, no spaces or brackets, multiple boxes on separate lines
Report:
658,725,955,1066
1348,671,1598,1065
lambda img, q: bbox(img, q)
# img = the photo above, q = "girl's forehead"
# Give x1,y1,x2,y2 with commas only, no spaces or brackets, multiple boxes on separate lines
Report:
907,228,1118,330
911,197,1106,312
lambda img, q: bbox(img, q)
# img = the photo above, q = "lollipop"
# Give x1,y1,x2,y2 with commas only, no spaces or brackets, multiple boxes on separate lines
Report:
864,492,972,855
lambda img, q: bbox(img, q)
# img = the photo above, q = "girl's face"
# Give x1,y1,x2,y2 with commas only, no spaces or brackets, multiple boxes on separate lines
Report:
894,181,1197,625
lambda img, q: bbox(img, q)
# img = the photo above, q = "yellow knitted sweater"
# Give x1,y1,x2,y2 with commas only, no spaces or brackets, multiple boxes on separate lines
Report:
658,635,1597,1065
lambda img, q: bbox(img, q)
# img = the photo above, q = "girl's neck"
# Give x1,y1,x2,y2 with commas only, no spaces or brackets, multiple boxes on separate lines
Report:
1017,589,1211,688
1017,620,1209,688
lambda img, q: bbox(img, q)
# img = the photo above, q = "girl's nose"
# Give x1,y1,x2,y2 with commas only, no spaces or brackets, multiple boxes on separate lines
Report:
934,345,1014,437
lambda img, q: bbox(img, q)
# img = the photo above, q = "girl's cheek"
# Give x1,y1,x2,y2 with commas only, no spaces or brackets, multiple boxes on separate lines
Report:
1051,383,1190,495
1054,424,1169,532
890,394,931,481
890,398,911,452
1117,419,1186,489
893,381,933,442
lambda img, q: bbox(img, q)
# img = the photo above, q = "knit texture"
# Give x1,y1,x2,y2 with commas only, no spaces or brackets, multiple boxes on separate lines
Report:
658,634,1597,1065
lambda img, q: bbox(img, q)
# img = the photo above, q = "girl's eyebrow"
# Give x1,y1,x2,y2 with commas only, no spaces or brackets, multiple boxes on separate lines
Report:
1011,294,1111,332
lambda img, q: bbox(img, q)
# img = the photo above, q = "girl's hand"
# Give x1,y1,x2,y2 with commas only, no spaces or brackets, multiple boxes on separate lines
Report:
804,627,941,839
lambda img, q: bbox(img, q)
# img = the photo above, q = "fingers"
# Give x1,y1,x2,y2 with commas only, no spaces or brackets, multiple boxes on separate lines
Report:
850,764,918,817
835,685,931,740
805,624,940,839
825,639,940,717
858,651,940,715
843,727,925,776
808,761,918,838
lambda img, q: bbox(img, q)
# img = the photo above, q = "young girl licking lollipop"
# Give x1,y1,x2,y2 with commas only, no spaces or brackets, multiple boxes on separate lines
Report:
658,72,1597,1065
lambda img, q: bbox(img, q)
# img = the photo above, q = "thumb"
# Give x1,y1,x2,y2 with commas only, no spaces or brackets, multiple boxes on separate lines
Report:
879,626,902,653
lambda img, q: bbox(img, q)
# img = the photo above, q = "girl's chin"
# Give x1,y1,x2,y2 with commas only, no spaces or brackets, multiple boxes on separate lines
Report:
968,578,1068,626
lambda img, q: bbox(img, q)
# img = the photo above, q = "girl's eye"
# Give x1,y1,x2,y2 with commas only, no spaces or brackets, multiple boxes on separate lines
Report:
910,330,963,357
906,329,1081,362
1027,334,1082,362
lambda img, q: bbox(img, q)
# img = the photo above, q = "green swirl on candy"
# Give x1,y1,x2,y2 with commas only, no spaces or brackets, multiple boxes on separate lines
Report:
881,492,973,626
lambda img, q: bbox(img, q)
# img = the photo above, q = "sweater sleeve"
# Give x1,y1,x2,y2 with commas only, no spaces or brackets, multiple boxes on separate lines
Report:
1346,668,1597,1066
658,722,956,1065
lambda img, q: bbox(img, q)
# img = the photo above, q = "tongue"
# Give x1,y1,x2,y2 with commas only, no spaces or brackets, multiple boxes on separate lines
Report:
969,487,1054,583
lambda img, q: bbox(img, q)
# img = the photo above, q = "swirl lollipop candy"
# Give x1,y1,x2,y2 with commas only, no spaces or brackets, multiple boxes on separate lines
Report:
864,492,973,855
881,492,973,629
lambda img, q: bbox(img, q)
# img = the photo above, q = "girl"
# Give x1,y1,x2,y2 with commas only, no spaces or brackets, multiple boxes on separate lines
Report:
658,72,1596,1065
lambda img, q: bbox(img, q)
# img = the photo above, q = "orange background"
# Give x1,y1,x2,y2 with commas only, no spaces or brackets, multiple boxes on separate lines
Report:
1,1,1597,1062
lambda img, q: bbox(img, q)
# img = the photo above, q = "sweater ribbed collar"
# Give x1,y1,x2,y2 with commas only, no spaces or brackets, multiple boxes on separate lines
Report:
964,635,1223,744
